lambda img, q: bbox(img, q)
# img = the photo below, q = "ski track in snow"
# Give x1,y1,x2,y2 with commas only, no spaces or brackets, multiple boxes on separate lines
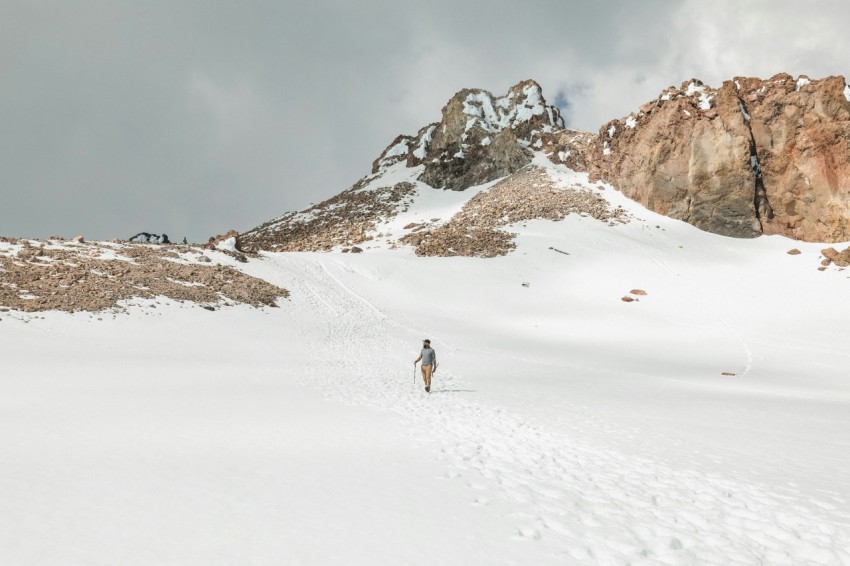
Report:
276,254,850,565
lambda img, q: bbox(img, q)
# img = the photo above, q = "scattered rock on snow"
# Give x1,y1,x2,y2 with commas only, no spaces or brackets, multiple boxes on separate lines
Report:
241,181,417,252
410,168,629,258
821,246,850,267
0,240,288,313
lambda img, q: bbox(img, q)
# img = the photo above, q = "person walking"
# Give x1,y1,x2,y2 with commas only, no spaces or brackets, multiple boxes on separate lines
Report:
414,339,437,393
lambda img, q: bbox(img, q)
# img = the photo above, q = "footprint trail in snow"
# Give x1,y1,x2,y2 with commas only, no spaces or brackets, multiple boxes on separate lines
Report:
278,254,850,566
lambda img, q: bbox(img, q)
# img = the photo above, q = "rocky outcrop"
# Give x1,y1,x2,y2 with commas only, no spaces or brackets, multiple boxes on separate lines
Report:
536,128,597,172
739,74,850,241
373,80,566,190
589,74,850,241
241,180,417,252
203,230,249,262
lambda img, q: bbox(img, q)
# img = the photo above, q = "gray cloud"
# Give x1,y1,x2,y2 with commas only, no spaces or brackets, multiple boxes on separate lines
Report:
1,0,848,241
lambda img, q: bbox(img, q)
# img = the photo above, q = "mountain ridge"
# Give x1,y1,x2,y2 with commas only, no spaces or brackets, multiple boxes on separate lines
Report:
243,73,850,253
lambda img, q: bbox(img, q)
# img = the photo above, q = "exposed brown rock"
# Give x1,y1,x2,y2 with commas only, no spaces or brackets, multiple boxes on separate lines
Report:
589,74,850,242
0,241,287,313
407,168,629,257
536,129,597,172
787,248,802,255
241,181,416,252
621,296,636,302
821,246,850,267
630,289,648,296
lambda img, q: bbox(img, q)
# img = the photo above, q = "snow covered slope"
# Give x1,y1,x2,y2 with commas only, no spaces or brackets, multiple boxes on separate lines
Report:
2,157,850,565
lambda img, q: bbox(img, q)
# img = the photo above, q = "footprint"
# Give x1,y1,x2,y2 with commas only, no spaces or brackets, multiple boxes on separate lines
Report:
514,526,541,540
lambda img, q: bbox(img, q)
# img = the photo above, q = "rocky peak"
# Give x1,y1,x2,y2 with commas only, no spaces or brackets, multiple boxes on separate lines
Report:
373,80,566,190
589,73,850,242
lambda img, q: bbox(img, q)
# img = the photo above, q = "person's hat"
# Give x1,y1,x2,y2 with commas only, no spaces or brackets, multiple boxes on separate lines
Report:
423,339,430,344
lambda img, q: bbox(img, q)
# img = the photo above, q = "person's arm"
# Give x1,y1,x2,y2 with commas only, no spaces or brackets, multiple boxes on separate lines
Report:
414,353,421,364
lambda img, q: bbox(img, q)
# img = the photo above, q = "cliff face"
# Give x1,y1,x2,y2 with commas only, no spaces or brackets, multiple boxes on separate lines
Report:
740,74,850,241
589,74,850,241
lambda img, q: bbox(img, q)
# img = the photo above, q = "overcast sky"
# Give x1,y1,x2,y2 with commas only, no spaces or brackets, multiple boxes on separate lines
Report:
2,1,849,241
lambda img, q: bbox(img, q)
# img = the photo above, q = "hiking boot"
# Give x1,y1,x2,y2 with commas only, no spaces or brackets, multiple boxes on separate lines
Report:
425,386,430,393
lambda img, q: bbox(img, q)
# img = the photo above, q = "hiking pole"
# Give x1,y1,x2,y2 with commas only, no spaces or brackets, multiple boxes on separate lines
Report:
413,361,417,385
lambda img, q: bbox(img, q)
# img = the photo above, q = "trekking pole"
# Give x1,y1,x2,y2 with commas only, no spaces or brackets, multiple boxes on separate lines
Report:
413,361,417,385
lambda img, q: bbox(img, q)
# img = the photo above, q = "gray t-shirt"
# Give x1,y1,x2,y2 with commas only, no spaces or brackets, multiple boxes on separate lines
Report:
420,347,436,367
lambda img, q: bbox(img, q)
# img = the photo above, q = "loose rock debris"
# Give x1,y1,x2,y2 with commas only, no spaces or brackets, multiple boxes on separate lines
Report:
408,168,630,258
0,238,288,313
241,181,417,252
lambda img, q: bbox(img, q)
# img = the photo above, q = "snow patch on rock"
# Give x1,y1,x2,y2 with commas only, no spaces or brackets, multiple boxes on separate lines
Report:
215,237,238,253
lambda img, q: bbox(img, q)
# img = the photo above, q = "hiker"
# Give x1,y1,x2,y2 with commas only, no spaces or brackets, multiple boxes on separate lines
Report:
414,339,437,393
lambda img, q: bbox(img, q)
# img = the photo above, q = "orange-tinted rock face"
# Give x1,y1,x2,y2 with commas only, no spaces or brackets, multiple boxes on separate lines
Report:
742,74,850,241
589,74,850,242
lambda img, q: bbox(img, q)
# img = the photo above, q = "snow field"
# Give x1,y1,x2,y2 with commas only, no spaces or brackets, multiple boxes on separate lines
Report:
2,161,850,564
257,245,850,565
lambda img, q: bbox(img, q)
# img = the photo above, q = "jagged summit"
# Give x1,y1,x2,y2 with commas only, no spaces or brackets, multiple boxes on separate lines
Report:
373,79,568,190
240,79,603,254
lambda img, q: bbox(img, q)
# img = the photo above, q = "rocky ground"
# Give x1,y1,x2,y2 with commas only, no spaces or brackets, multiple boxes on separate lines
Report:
241,180,417,252
405,167,629,257
0,237,287,314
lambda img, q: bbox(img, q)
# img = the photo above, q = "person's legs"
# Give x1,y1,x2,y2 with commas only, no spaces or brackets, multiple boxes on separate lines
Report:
421,364,433,390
